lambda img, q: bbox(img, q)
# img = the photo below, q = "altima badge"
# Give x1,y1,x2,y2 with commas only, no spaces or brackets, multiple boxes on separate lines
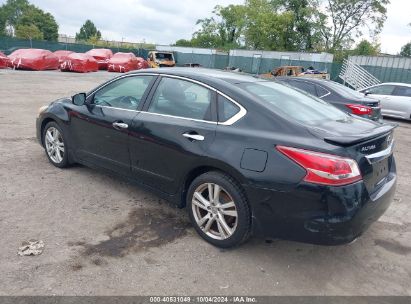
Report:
361,145,376,152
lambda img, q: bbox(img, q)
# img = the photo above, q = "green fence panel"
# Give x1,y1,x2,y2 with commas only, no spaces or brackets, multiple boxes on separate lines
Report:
0,37,148,58
214,54,229,69
2,37,410,84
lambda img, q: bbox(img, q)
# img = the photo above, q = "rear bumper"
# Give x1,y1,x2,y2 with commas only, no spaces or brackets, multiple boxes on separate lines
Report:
246,171,396,245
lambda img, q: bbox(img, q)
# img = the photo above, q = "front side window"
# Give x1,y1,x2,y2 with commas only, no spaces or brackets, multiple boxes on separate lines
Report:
241,81,347,125
148,77,213,121
367,85,395,96
93,76,153,110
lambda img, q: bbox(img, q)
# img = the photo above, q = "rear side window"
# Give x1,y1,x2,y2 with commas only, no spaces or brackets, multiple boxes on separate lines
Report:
218,95,240,122
368,85,395,95
241,81,347,125
289,80,318,96
148,77,213,121
393,86,411,97
316,85,330,98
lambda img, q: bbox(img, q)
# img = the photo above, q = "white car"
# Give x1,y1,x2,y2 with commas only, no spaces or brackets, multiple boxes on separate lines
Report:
360,83,411,120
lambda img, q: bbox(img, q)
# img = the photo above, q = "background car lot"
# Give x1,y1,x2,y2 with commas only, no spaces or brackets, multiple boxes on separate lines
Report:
0,70,410,295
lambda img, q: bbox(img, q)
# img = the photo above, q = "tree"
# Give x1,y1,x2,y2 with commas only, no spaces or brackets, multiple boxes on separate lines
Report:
352,39,380,56
15,23,43,40
189,4,246,49
18,7,58,41
191,17,222,48
174,39,192,47
400,42,411,57
213,4,246,47
278,0,323,51
317,0,389,51
75,20,101,42
0,0,58,40
244,0,295,51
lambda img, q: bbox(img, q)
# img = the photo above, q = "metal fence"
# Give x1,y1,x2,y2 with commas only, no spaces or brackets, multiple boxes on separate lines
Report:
1,37,410,84
0,37,148,58
348,55,411,84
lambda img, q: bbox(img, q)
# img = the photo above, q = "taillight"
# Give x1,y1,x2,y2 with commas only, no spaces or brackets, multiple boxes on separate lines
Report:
277,146,362,186
346,104,372,115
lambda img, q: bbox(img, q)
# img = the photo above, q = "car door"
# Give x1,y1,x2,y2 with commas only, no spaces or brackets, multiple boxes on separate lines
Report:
128,76,217,194
70,74,156,174
391,86,411,118
365,85,398,117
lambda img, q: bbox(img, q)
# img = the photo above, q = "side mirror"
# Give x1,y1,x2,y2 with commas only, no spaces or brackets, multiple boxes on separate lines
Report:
72,93,86,106
364,90,370,96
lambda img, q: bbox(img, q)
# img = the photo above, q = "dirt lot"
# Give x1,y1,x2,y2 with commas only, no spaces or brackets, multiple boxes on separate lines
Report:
0,69,410,296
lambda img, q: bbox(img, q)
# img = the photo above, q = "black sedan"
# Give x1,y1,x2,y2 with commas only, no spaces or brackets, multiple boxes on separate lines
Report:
277,77,382,121
36,68,396,248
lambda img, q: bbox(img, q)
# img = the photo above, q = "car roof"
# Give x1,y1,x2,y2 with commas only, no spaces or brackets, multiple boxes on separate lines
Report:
369,82,411,87
360,82,411,91
276,77,330,84
128,67,263,84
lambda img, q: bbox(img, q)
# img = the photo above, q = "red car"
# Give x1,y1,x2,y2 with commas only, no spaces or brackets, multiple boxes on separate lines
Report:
0,51,10,69
8,49,59,71
60,53,98,73
54,50,74,67
85,48,113,70
107,52,149,73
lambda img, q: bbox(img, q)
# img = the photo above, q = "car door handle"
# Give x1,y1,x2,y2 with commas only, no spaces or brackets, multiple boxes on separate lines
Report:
112,122,128,130
183,133,204,141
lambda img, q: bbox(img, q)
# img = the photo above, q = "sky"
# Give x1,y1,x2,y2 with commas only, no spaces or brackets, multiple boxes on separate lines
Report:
1,0,410,54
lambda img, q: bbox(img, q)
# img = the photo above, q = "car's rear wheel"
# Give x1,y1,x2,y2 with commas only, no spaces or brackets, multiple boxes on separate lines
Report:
187,171,251,248
43,122,69,168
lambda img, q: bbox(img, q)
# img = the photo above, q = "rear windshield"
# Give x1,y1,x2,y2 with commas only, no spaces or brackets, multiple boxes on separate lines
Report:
241,81,348,125
155,53,174,61
323,81,365,99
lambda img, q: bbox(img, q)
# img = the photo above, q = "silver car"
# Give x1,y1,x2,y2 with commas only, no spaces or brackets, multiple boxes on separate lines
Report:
360,83,411,120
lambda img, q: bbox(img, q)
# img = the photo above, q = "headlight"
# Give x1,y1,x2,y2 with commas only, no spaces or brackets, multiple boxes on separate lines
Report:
37,105,48,117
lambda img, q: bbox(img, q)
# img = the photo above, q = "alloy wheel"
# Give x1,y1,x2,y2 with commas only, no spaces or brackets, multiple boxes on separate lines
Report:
45,127,65,163
192,183,238,240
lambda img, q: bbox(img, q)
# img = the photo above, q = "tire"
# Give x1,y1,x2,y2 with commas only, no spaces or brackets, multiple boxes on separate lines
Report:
187,171,251,248
42,121,69,168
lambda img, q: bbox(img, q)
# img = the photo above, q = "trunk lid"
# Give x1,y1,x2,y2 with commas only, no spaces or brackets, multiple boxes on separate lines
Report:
352,97,381,121
307,119,396,193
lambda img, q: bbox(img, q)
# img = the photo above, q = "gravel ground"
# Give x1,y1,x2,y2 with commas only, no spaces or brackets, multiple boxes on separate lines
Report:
0,69,410,296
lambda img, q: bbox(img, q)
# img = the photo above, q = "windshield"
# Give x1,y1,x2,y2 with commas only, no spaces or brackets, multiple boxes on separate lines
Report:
323,81,365,99
155,53,174,61
241,81,349,125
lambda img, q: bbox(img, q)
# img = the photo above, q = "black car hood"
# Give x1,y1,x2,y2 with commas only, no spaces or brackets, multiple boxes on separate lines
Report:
306,117,397,146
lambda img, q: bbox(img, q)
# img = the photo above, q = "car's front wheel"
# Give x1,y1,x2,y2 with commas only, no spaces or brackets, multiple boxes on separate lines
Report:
187,171,251,248
43,121,69,168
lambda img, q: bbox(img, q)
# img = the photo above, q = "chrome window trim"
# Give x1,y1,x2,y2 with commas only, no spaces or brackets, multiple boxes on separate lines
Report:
94,105,217,124
316,84,331,99
216,92,247,126
95,105,140,112
88,72,247,126
141,111,218,125
149,74,247,126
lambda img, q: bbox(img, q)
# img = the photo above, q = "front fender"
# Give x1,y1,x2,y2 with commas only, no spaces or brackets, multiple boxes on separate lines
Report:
37,98,72,147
